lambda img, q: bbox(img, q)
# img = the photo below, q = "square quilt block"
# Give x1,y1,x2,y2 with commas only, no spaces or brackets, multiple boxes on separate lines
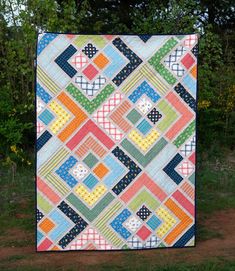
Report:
36,34,198,251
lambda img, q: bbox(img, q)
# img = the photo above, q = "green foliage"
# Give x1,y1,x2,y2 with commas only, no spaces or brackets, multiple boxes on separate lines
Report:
198,26,235,147
0,165,34,234
0,0,234,165
131,0,199,34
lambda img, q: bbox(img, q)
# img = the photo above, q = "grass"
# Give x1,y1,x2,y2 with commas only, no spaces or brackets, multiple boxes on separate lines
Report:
197,147,235,217
196,225,222,241
197,165,235,213
0,165,35,235
196,147,235,241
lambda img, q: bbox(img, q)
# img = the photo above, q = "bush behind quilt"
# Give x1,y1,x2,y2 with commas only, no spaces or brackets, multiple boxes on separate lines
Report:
36,34,198,251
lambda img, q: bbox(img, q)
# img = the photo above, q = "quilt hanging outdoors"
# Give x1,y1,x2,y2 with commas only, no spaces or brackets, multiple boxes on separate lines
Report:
36,34,198,251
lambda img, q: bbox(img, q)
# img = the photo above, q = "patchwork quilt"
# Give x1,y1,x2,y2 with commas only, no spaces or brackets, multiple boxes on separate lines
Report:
36,34,198,251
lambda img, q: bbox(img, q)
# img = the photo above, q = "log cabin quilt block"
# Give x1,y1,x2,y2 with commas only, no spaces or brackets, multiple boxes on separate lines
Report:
36,34,198,251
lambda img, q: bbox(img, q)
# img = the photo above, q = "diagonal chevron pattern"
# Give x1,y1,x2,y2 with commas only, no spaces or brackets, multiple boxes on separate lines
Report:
36,33,198,251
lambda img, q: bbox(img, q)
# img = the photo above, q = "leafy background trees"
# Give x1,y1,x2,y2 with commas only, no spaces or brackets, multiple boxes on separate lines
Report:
0,0,234,166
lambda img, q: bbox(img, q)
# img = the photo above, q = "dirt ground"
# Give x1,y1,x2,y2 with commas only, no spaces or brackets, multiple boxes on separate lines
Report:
1,209,235,270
